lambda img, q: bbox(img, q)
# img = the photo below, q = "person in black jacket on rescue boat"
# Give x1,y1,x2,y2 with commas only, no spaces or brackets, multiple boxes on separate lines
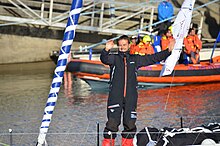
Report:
100,35,175,146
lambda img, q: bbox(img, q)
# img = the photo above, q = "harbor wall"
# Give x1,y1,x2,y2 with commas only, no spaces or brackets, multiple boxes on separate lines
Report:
0,0,219,64
0,26,112,64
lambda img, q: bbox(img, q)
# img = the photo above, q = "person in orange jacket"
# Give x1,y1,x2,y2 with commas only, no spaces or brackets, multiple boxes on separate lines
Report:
143,35,155,55
135,41,145,55
183,28,202,64
129,36,139,55
161,28,174,51
136,35,154,55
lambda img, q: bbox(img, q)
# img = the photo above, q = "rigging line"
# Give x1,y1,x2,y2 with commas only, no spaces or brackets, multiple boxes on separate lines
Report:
18,131,24,145
0,131,219,136
79,121,91,146
192,132,201,145
62,109,75,143
164,69,176,110
211,115,218,122
206,113,218,123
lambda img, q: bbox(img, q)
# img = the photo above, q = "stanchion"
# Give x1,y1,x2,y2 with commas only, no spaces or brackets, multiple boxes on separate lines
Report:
97,122,99,146
9,129,12,146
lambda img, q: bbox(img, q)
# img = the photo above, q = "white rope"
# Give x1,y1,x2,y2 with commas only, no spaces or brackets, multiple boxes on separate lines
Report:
164,70,176,110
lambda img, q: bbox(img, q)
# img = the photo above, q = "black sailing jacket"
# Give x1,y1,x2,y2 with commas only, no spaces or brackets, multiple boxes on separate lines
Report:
100,49,171,97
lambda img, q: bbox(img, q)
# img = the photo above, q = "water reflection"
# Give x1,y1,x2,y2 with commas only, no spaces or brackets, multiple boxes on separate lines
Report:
63,72,220,129
137,83,220,128
0,61,219,145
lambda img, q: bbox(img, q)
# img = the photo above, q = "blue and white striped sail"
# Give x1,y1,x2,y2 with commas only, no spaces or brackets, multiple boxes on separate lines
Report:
160,0,195,76
36,0,83,145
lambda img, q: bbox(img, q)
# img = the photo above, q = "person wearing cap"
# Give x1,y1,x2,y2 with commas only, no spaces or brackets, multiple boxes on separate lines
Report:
184,28,202,64
129,36,139,55
143,35,155,55
100,35,175,146
137,35,154,55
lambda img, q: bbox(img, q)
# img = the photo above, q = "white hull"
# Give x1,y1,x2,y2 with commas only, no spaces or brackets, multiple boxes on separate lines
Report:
200,47,220,61
81,77,185,90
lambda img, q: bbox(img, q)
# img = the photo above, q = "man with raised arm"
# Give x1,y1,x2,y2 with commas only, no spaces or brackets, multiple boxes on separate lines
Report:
100,35,175,146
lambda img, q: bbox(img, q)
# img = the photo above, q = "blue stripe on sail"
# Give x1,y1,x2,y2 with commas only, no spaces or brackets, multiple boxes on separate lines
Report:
61,46,72,54
53,71,65,78
57,59,67,66
48,93,58,98
41,126,49,129
64,32,74,41
55,71,64,78
73,0,83,9
44,111,53,115
42,119,51,122
46,102,56,107
67,14,81,26
51,82,61,88
60,46,72,54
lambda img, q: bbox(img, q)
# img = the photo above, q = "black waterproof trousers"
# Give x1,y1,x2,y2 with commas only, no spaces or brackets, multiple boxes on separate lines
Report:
104,83,138,139
100,49,171,139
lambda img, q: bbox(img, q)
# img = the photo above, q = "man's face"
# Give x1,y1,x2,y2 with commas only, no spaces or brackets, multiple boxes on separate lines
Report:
118,39,130,52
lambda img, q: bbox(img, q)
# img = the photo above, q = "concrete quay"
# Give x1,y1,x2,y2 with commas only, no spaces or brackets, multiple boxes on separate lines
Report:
0,0,219,64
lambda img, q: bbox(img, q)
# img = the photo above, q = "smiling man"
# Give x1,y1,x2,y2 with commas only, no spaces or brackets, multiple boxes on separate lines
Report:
100,35,175,146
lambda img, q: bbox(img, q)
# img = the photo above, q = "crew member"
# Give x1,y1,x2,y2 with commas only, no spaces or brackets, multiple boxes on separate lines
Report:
184,28,202,64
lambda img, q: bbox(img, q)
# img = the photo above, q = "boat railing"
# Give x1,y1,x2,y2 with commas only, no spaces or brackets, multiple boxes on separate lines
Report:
76,0,219,53
0,115,219,146
0,115,219,145
0,0,213,38
0,0,161,32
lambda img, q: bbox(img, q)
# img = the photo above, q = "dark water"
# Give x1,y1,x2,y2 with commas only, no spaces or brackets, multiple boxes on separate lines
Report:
0,61,219,145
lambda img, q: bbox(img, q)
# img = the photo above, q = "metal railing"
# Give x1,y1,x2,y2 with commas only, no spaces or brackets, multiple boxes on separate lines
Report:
77,0,219,52
0,0,219,52
0,116,219,145
0,0,163,35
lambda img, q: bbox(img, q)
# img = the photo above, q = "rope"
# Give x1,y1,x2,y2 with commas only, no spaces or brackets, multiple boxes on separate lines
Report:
0,130,220,136
164,70,176,110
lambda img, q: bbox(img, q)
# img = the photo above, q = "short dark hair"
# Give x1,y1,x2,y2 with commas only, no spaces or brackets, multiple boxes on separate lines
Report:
164,29,171,35
188,27,196,34
117,35,130,45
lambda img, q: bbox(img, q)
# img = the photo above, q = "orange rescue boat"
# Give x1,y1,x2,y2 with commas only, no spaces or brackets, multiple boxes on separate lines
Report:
66,56,220,89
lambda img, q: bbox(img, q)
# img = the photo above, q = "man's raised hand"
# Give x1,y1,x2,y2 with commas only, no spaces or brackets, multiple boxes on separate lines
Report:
105,40,114,51
168,39,176,52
